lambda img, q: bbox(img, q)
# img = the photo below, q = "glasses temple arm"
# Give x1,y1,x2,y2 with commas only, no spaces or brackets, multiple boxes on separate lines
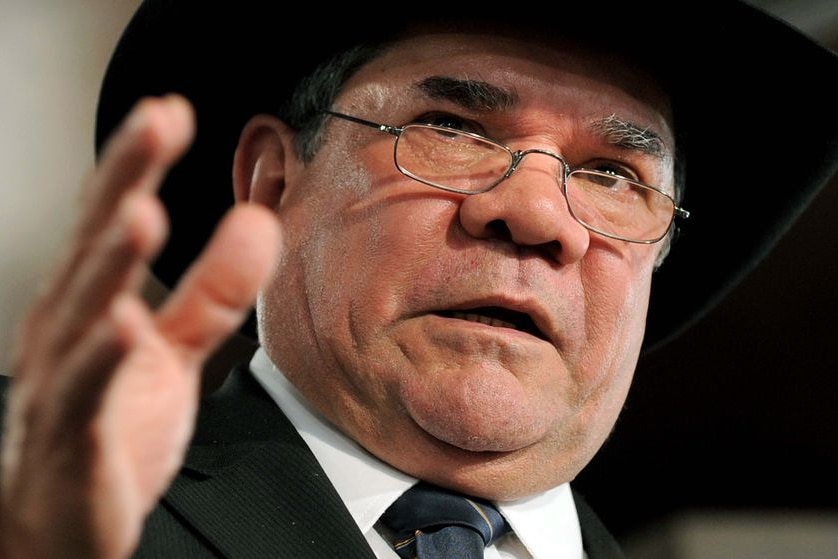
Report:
322,110,400,136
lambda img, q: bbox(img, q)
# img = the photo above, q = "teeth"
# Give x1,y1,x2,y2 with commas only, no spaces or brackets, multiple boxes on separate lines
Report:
451,311,517,330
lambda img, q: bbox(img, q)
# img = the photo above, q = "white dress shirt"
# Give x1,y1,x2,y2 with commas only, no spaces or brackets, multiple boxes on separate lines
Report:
250,347,586,558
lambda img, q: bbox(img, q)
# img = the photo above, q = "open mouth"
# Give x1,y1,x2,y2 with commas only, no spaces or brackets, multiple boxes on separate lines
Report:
436,306,547,341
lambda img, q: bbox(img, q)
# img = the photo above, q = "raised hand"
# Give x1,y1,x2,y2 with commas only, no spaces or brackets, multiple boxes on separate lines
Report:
0,95,280,559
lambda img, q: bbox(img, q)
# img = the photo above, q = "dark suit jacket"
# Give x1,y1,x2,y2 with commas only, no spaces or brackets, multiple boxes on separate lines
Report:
0,367,625,558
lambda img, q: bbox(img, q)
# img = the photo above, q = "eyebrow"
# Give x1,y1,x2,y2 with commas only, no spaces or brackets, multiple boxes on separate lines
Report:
589,114,669,159
414,76,518,111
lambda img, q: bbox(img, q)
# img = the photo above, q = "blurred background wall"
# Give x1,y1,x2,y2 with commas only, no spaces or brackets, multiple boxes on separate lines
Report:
0,0,142,368
1,1,837,557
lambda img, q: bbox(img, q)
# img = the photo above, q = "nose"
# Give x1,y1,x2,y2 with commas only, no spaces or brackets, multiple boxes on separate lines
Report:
458,152,590,264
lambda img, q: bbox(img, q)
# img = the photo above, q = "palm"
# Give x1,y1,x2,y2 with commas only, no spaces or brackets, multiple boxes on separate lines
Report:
95,331,201,539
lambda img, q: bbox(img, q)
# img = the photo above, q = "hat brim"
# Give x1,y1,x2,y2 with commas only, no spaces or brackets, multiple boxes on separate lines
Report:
96,1,838,352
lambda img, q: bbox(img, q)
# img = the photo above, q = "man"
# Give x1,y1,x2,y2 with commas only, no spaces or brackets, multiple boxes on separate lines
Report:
1,2,837,558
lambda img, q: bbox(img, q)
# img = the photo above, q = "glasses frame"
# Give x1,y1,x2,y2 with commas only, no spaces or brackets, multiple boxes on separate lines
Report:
323,110,690,244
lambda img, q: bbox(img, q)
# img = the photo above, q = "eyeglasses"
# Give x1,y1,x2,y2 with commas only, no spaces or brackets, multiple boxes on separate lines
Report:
323,111,689,244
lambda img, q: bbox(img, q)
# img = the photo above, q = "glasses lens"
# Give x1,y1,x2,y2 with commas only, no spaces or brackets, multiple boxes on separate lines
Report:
395,125,512,193
566,170,674,242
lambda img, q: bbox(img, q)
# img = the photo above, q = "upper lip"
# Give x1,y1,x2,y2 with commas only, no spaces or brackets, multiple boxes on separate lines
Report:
431,296,558,346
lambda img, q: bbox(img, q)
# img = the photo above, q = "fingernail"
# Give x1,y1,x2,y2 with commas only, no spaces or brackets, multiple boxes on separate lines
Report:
162,94,195,140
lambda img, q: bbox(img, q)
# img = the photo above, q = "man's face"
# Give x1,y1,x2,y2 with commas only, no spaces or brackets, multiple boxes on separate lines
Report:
253,31,674,500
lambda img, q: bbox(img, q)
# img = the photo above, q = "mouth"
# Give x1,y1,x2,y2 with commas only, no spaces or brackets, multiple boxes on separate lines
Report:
435,306,548,342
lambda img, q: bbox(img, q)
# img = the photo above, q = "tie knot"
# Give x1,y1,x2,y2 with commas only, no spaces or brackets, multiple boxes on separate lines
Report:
380,482,510,557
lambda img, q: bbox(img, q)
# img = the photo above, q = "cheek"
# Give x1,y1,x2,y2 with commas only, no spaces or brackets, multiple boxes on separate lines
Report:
340,206,460,361
284,166,453,352
576,246,654,389
558,252,653,463
586,242,654,325
258,156,379,363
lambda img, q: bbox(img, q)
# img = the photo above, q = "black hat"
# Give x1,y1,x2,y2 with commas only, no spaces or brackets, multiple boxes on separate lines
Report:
96,1,838,352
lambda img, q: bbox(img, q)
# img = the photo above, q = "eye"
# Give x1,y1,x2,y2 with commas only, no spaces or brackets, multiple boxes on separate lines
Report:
583,160,641,182
413,112,487,136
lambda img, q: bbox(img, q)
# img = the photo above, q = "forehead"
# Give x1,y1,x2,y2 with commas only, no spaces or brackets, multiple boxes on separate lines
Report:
340,30,673,144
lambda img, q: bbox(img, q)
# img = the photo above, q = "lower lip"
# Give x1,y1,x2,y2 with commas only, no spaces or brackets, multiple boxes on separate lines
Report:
427,313,543,342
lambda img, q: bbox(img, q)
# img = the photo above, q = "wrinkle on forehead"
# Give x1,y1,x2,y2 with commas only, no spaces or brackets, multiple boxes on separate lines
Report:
341,83,393,114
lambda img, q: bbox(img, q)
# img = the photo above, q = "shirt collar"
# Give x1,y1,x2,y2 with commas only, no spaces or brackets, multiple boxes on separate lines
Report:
249,347,584,558
250,347,414,533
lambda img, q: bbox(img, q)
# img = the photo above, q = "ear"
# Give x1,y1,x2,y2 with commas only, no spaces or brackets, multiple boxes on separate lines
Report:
233,114,295,208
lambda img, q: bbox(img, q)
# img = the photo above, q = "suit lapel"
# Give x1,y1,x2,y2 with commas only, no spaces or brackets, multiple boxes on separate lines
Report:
161,364,376,559
573,490,626,559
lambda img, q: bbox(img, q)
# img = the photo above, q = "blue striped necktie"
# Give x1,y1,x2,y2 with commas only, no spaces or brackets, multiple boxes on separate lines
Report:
380,482,511,558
